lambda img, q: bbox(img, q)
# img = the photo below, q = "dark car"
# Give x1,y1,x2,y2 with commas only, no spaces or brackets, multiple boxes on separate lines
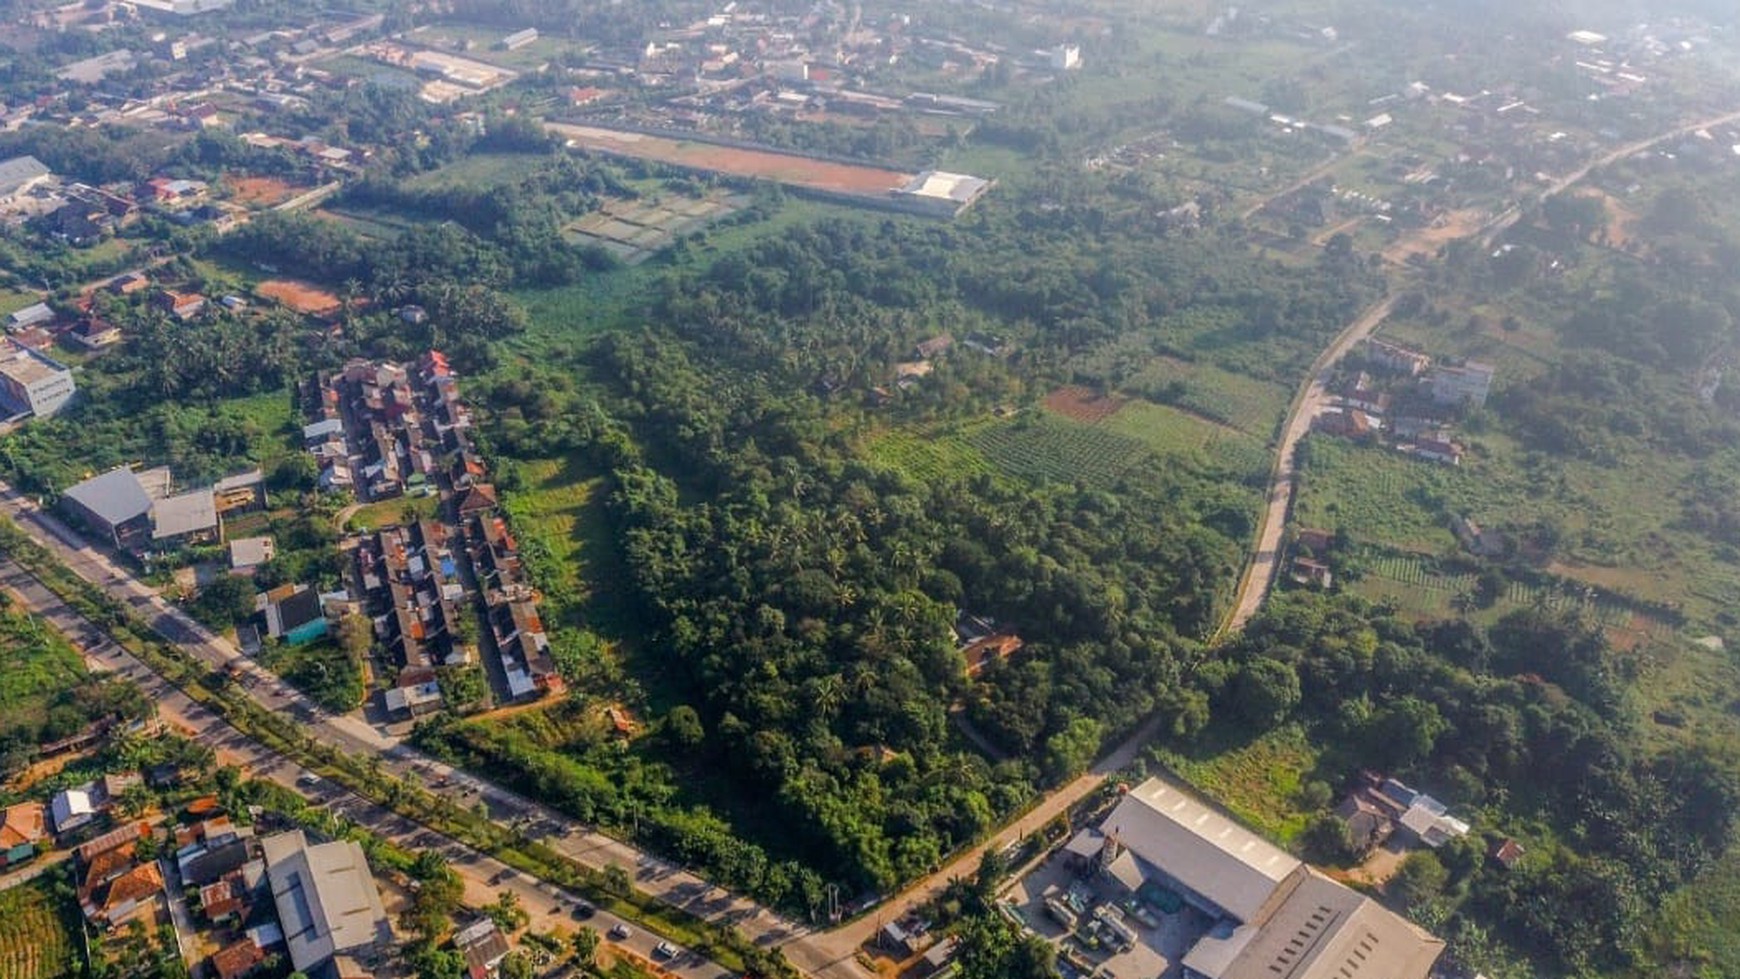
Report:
570,901,596,919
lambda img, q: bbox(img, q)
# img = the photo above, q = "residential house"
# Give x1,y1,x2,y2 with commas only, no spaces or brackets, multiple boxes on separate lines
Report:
1314,407,1374,438
1489,838,1526,870
1410,436,1463,465
383,676,444,719
455,483,499,517
261,830,393,976
50,785,97,835
4,303,54,331
1294,528,1334,555
1380,778,1470,848
1332,792,1393,854
1336,371,1390,415
68,315,123,349
453,918,510,979
210,938,266,979
258,584,329,645
1290,556,1333,589
108,272,152,297
82,861,164,929
152,289,207,320
961,632,1023,677
1451,515,1503,557
213,469,267,514
915,334,953,359
151,487,221,547
142,176,208,207
0,801,46,868
0,344,76,418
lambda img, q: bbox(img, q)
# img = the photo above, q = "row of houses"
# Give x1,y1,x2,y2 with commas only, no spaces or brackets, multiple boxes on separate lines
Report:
308,351,560,709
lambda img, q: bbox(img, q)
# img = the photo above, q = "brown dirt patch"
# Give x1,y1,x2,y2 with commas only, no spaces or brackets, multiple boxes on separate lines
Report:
256,279,342,316
1383,208,1489,264
1043,385,1128,424
229,175,305,208
548,122,911,196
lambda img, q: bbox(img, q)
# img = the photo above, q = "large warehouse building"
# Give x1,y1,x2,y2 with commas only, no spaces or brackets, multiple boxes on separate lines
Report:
1065,778,1445,979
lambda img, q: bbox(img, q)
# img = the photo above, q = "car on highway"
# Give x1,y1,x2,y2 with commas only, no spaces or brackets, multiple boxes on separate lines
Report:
569,901,595,919
608,924,631,941
653,941,678,960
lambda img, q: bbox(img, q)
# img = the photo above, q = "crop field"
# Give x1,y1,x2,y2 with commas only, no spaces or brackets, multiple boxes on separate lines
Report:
1099,400,1270,478
1126,357,1289,438
1353,551,1661,636
963,415,1150,487
548,122,912,198
865,428,996,484
0,876,78,979
564,192,748,264
313,207,422,240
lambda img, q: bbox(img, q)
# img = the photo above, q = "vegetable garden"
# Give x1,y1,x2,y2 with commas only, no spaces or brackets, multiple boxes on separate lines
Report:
0,878,78,979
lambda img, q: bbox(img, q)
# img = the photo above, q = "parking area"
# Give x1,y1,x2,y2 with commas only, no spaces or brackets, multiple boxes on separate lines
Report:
1006,854,1211,979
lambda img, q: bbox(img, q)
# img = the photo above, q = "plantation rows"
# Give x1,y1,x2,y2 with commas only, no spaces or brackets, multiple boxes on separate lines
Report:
965,418,1150,487
867,430,995,485
0,882,74,979
1369,555,1635,626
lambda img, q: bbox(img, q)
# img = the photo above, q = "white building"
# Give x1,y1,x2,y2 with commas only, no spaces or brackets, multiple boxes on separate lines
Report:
1427,361,1494,408
0,345,75,418
50,786,96,835
1050,44,1081,70
1064,778,1445,979
892,170,994,218
262,830,392,975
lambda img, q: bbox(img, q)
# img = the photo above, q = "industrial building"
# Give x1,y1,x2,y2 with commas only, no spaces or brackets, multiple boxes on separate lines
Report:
262,830,393,977
891,170,994,217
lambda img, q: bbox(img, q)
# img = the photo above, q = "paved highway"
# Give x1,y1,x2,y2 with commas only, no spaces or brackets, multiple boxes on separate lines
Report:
0,556,734,979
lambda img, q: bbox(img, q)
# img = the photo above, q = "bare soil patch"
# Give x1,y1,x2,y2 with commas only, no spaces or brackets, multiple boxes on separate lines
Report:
256,279,343,316
1383,208,1488,264
229,175,305,208
1043,385,1128,424
548,122,911,196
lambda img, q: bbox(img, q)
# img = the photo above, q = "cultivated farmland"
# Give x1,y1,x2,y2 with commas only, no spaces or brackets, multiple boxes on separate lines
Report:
0,877,78,979
964,415,1150,486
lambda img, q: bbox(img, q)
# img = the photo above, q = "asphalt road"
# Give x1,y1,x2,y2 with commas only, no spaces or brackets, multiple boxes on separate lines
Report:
0,556,737,979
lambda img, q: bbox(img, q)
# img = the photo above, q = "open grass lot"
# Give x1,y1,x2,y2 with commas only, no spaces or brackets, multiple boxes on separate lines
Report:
499,457,637,638
402,152,542,191
1295,433,1740,627
1151,724,1320,845
0,873,79,979
406,22,582,72
0,602,88,737
0,286,41,317
344,493,439,532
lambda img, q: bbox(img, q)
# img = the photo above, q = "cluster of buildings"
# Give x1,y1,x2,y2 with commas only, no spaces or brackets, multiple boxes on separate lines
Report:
305,352,559,709
1313,337,1495,466
1332,773,1471,856
354,518,470,718
60,464,264,554
301,353,474,501
1018,777,1445,979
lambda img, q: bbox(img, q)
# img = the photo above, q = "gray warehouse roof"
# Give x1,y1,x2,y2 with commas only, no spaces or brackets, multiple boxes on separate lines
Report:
1100,778,1301,923
1212,868,1444,979
62,467,155,528
263,830,391,973
151,488,218,540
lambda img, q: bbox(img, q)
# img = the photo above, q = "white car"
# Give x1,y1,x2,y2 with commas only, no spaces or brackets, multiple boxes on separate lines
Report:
653,941,678,959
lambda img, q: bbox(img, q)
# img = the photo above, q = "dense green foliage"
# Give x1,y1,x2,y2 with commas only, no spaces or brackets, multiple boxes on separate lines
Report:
1216,593,1738,976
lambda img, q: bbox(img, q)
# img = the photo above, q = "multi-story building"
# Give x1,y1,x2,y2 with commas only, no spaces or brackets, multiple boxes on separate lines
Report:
0,344,75,418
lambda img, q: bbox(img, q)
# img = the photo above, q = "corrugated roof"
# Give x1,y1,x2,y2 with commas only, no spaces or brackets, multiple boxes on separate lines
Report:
263,831,390,972
0,155,50,196
64,467,154,527
1100,778,1300,923
152,488,218,539
1216,868,1444,979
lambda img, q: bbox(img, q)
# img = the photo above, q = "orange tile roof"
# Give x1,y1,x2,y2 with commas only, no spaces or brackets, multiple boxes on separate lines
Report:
0,802,45,847
101,861,163,913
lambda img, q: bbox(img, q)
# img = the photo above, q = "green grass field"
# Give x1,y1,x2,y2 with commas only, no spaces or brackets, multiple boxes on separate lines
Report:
0,603,87,737
0,874,79,979
402,152,543,192
500,457,639,640
344,493,439,532
1152,724,1321,845
1099,400,1271,478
